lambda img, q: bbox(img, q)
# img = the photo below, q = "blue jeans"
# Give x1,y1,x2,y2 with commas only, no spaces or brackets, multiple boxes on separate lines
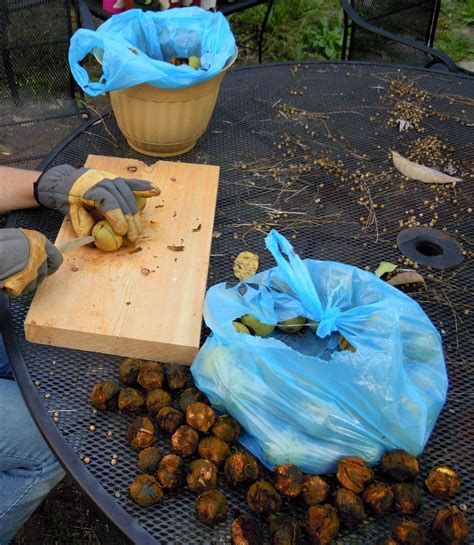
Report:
0,333,64,544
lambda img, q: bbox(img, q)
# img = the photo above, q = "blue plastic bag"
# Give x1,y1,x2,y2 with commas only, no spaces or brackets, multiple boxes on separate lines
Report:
192,231,447,474
69,8,236,96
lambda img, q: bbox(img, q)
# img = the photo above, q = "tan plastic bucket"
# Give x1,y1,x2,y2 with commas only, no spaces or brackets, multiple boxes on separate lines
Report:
110,54,237,157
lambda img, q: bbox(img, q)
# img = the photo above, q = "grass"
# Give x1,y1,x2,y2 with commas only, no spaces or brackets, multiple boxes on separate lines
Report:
436,0,474,62
229,0,474,64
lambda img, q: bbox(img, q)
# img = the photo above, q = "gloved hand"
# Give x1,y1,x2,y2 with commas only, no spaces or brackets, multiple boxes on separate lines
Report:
34,165,161,242
0,229,63,297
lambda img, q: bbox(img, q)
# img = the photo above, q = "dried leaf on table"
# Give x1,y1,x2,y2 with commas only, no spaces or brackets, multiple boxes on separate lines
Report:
388,272,425,287
167,245,184,252
375,261,398,278
233,251,259,281
391,151,463,185
396,119,413,133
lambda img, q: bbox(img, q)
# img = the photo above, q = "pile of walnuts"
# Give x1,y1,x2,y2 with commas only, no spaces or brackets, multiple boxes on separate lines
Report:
90,359,469,545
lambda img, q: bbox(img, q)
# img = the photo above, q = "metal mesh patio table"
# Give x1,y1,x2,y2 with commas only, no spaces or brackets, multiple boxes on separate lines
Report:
1,61,473,544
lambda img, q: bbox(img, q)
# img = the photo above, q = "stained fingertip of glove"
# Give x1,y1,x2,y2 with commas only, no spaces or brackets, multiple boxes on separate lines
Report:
45,241,64,274
135,187,161,198
103,208,128,236
125,213,142,242
125,179,161,197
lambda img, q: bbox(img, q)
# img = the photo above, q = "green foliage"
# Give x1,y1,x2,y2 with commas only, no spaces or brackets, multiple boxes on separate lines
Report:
229,0,343,62
230,0,474,64
437,0,474,61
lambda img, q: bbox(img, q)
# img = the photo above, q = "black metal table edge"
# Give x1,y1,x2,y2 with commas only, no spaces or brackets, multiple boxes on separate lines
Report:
2,59,472,545
0,294,157,544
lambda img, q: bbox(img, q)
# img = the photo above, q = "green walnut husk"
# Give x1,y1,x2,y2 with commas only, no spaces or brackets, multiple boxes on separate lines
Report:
277,316,306,333
198,436,230,468
307,319,319,332
178,387,205,413
247,481,282,515
392,520,427,545
137,446,163,474
425,467,461,499
165,364,188,391
186,459,218,492
273,464,304,498
431,507,470,545
302,475,330,506
268,515,302,545
381,450,419,482
127,415,155,449
146,388,172,415
118,387,145,413
241,314,275,337
363,481,394,516
374,538,398,545
171,425,200,457
195,489,228,526
129,474,163,507
90,381,120,411
232,321,251,334
156,454,184,492
339,335,356,352
119,358,142,385
156,406,184,435
224,451,259,487
188,55,201,70
392,483,422,515
92,220,123,252
336,456,374,493
186,402,216,433
212,414,241,443
137,361,165,391
334,488,366,529
306,504,340,545
231,514,262,545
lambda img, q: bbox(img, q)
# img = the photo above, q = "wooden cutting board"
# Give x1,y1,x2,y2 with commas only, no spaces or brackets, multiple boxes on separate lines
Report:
24,155,220,364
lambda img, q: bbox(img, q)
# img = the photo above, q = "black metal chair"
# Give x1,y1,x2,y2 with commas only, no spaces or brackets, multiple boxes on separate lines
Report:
340,0,463,73
0,0,93,169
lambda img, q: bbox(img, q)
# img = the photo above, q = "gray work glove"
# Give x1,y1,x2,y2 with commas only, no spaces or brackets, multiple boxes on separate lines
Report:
34,165,161,242
0,229,63,297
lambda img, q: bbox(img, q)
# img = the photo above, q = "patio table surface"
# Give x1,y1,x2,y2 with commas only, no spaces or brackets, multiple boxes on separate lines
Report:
2,61,473,544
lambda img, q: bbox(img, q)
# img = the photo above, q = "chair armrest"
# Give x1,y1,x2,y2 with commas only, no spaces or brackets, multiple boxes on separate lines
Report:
340,0,460,74
76,0,95,30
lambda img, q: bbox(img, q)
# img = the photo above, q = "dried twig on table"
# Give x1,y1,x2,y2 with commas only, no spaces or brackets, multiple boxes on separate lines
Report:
79,100,118,144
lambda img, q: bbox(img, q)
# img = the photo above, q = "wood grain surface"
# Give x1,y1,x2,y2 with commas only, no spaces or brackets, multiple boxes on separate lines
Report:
24,155,220,364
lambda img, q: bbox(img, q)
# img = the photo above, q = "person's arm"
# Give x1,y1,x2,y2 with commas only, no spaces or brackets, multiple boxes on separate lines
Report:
0,166,40,213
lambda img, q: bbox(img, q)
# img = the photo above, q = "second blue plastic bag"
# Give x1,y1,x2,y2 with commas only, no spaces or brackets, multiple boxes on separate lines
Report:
69,8,236,96
192,230,447,474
